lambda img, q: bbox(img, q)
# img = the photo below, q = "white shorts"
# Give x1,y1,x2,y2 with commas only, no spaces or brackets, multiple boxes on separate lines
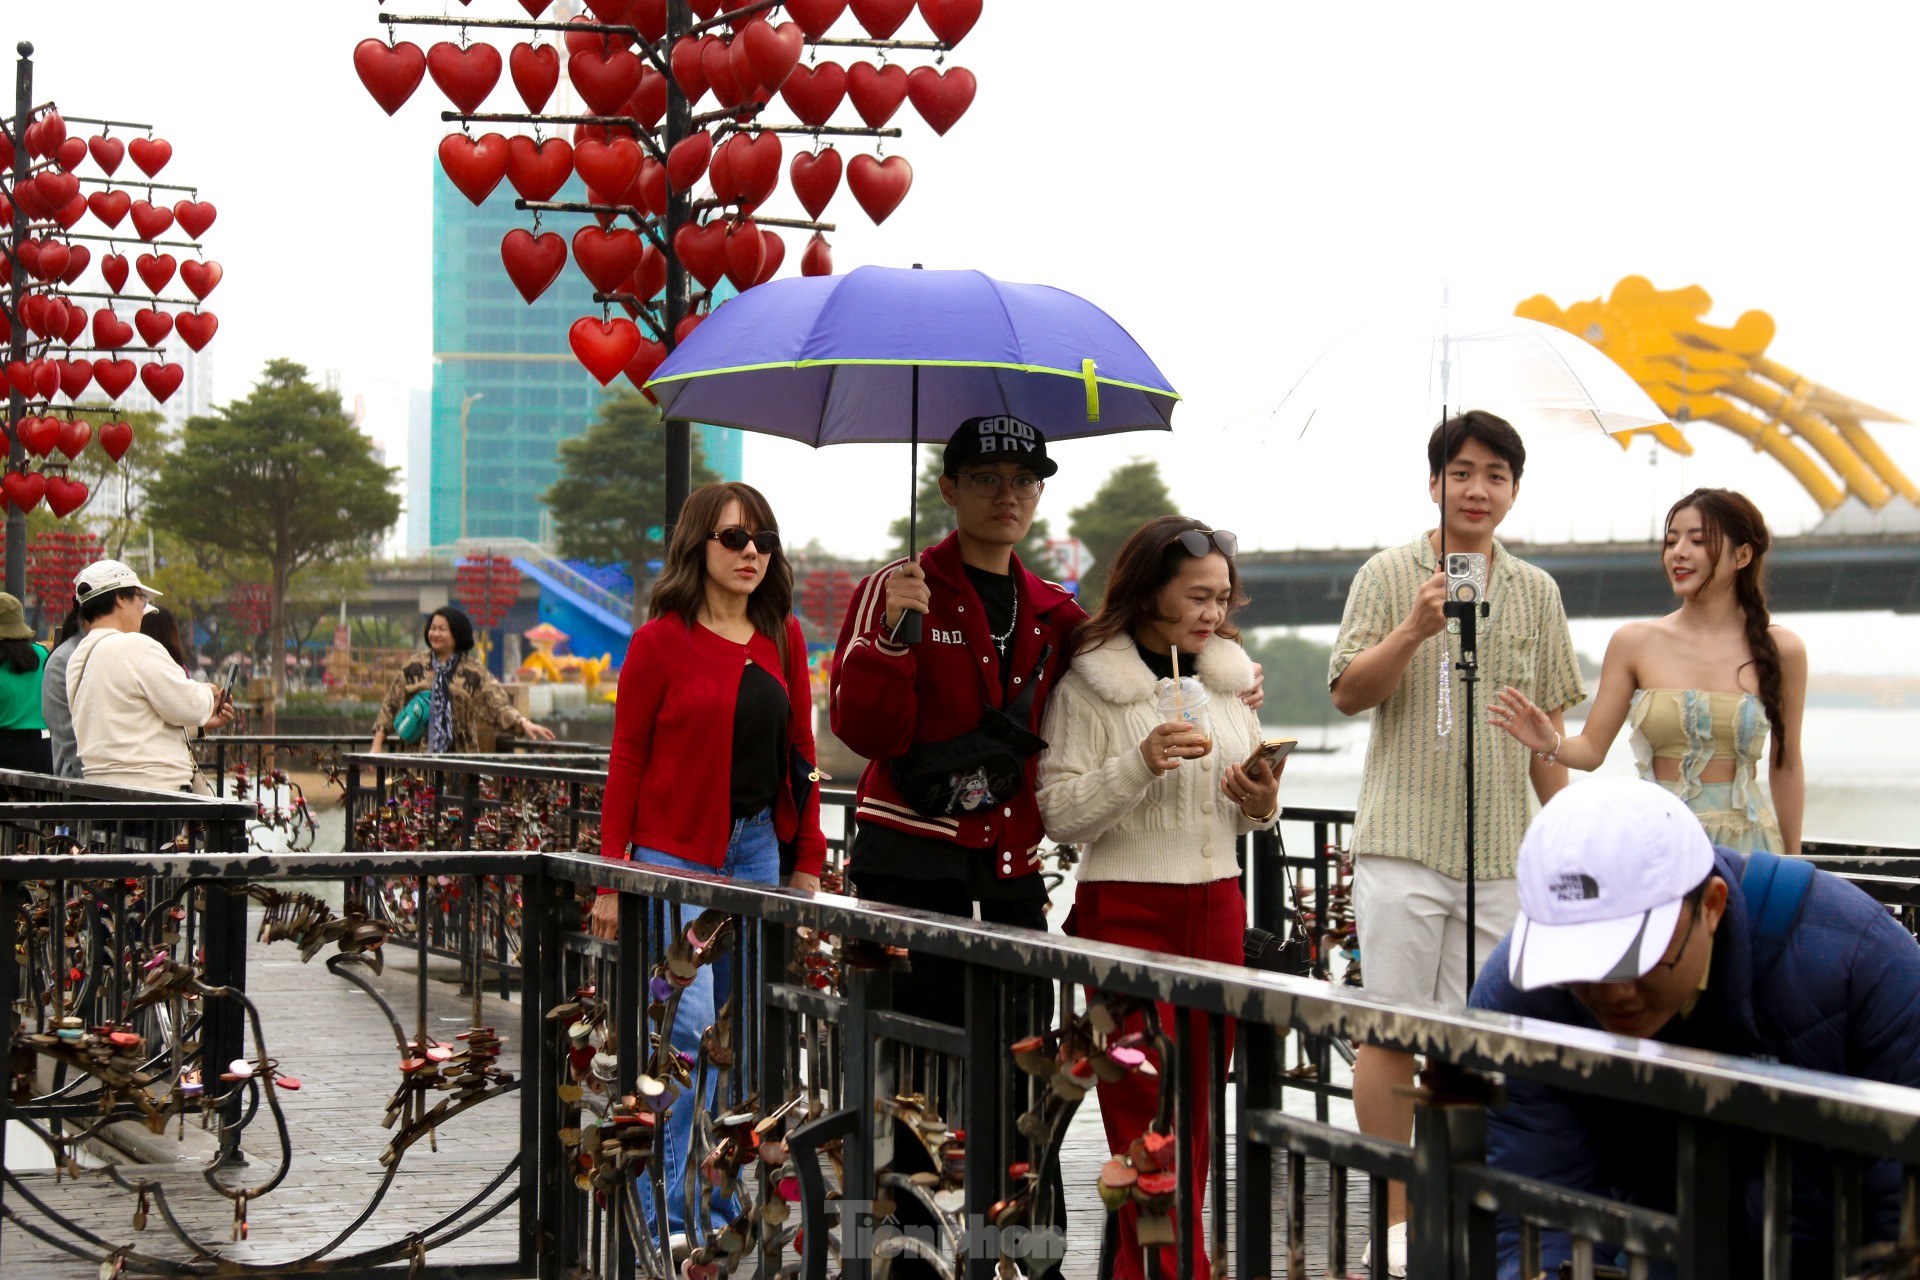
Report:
1352,854,1518,1010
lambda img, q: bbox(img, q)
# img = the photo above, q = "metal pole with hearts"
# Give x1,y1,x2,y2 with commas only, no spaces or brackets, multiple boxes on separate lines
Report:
356,0,981,535
2,43,222,601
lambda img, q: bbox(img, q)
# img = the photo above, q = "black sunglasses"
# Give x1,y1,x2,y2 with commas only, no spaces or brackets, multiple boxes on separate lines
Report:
1174,528,1237,559
710,527,780,554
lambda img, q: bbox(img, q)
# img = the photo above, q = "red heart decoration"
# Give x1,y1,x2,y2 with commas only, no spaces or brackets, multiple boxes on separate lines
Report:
517,0,550,14
57,359,93,400
708,137,742,203
701,36,743,110
666,131,714,194
849,0,914,39
627,67,669,130
354,39,428,115
675,311,706,344
3,472,47,513
92,359,138,400
428,40,503,114
12,177,47,220
509,43,560,112
569,46,642,116
34,241,71,282
846,62,908,128
506,136,574,201
136,252,177,294
93,309,134,350
14,239,41,277
906,66,975,136
781,62,847,127
60,244,90,285
176,311,219,352
565,14,631,55
66,302,90,344
624,338,668,393
847,153,912,223
18,296,45,339
500,228,568,303
568,316,641,385
571,226,643,293
36,111,68,155
98,421,134,462
46,476,89,519
583,0,635,19
637,157,668,216
687,0,723,18
88,188,132,227
56,419,92,461
583,184,620,228
180,260,223,301
669,37,709,104
574,138,641,200
36,170,81,209
129,200,175,241
4,361,34,397
732,131,782,209
755,228,785,284
728,35,762,99
55,137,87,172
128,136,173,177
674,220,731,290
141,362,185,403
134,308,174,347
920,0,982,47
439,132,511,206
630,0,668,42
173,200,218,239
87,135,124,175
101,254,129,294
790,147,842,218
31,360,59,399
723,218,766,291
54,193,88,231
631,243,667,301
20,417,59,457
784,0,848,39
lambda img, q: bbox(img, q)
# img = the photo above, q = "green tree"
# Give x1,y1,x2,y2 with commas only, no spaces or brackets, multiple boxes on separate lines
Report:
885,446,1056,574
1067,457,1174,608
146,359,400,700
542,389,719,612
1241,631,1338,727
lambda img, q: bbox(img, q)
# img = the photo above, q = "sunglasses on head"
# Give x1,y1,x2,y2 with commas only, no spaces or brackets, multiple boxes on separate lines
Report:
710,527,780,554
1174,528,1237,559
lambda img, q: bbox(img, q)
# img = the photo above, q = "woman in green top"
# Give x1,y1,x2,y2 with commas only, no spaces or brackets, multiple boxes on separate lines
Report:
0,592,52,774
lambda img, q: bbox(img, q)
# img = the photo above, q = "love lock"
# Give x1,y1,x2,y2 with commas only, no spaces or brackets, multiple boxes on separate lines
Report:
760,1197,790,1226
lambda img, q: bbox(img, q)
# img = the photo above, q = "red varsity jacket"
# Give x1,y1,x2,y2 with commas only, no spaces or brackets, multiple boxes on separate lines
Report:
830,532,1085,882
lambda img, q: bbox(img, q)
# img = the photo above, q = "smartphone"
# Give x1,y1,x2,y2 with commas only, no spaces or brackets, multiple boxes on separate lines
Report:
215,659,240,698
1445,551,1488,605
1243,737,1296,774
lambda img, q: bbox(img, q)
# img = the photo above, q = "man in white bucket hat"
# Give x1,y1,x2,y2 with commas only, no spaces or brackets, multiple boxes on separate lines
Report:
1470,777,1920,1275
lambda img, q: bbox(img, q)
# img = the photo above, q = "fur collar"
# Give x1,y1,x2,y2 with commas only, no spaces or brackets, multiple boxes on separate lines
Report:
1071,632,1256,706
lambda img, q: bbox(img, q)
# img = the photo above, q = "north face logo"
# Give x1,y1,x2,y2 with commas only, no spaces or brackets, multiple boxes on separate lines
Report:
1549,872,1600,902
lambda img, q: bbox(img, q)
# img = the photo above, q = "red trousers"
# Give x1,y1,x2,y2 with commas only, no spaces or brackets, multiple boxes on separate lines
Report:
1068,877,1244,1280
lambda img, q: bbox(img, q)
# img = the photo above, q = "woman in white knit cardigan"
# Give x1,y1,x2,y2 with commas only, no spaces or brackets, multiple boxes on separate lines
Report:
1035,515,1281,1280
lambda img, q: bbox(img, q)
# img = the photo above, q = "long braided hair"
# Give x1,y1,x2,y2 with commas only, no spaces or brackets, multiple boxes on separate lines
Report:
1664,488,1785,766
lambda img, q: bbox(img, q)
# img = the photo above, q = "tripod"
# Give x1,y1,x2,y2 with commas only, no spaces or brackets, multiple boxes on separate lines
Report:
1443,594,1490,997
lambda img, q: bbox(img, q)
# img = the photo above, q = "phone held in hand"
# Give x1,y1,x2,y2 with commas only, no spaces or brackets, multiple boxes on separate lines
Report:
1242,737,1296,774
216,659,240,699
1445,552,1488,605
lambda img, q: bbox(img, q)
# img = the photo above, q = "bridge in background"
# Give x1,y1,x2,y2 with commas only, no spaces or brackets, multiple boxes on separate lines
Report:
1236,529,1920,627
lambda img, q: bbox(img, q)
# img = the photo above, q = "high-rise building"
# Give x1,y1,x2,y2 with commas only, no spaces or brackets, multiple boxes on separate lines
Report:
427,167,742,548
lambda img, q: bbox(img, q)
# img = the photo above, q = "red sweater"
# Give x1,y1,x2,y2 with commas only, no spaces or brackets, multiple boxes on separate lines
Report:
830,532,1084,882
599,613,826,878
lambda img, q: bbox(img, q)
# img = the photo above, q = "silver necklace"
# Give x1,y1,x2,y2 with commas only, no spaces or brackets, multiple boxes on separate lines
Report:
991,591,1018,657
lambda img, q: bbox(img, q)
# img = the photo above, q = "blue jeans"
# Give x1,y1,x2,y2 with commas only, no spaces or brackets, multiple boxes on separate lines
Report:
633,809,779,1240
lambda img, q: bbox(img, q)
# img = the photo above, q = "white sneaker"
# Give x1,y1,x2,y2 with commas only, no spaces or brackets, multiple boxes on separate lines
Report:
1360,1220,1408,1277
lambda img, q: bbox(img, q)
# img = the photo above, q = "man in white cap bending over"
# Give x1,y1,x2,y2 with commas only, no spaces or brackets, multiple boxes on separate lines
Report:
66,560,232,792
1470,777,1920,1277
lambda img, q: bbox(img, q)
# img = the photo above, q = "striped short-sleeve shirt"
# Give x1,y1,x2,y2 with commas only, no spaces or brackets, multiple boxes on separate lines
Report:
1329,534,1585,881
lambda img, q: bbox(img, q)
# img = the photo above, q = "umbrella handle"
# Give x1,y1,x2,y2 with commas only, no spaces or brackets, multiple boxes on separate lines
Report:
890,611,923,646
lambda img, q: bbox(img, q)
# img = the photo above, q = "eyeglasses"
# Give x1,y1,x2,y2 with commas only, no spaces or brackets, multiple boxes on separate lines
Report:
1174,528,1238,559
955,471,1044,498
1649,899,1703,977
710,527,780,554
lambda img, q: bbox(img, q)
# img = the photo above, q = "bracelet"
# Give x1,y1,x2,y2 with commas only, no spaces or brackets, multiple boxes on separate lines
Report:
1534,731,1562,765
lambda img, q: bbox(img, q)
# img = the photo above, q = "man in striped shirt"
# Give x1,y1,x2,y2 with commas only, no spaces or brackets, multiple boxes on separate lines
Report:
1329,409,1584,1274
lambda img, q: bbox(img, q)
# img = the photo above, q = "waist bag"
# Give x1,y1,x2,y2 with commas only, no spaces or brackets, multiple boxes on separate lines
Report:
890,645,1052,818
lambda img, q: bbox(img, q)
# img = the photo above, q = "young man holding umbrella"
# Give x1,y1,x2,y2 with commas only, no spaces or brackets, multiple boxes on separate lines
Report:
1328,409,1583,1274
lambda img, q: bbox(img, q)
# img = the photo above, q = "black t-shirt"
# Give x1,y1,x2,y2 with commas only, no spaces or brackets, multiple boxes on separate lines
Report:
730,660,790,818
964,563,1017,698
1135,639,1179,683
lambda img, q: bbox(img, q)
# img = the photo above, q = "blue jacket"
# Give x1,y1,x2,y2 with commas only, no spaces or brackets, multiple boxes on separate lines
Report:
1469,848,1920,1279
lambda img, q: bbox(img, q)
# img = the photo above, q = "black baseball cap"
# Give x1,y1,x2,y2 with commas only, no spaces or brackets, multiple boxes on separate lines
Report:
943,415,1057,478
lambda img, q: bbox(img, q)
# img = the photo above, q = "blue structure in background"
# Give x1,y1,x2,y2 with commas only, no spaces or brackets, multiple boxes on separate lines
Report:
428,166,743,547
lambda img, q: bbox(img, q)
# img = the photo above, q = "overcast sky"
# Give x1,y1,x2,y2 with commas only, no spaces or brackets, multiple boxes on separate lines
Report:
16,1,1920,669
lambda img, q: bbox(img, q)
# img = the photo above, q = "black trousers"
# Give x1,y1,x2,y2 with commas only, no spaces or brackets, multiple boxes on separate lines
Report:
850,867,1051,1025
0,729,53,775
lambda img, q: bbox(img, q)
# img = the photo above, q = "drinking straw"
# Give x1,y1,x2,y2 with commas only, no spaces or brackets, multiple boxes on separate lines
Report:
1171,646,1184,721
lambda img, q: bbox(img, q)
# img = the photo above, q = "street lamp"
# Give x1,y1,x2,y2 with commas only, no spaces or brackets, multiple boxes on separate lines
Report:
459,391,484,541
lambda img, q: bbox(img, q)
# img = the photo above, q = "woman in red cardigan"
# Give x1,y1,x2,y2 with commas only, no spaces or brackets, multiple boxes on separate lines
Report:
590,480,825,1246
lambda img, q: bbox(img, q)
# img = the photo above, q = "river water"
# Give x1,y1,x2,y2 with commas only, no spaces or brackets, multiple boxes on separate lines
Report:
1263,704,1920,848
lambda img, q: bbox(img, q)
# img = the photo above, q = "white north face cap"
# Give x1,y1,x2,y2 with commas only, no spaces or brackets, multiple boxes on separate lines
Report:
1508,778,1715,991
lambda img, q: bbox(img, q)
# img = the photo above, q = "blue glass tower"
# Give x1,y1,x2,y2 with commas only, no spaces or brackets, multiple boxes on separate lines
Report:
428,167,743,547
